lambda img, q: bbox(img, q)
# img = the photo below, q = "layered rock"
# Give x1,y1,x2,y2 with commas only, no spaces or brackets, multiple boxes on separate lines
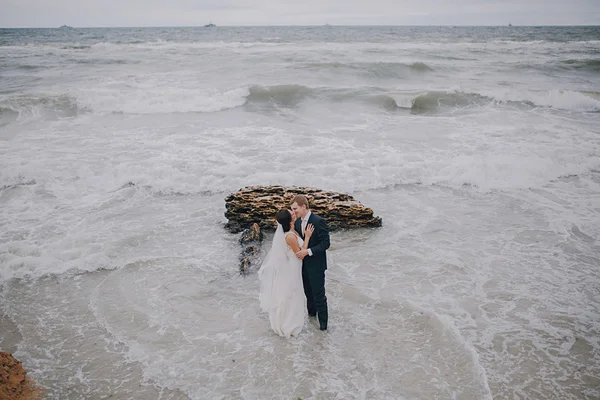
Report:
0,352,41,400
225,186,382,233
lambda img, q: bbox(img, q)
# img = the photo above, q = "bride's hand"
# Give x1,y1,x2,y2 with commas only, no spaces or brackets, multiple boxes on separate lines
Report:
305,224,315,238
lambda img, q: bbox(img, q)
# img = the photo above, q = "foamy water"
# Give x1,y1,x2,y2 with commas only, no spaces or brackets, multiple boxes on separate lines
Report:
1,26,600,399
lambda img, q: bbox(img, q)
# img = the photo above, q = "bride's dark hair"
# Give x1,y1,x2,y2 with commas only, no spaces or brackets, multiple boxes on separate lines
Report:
276,209,292,232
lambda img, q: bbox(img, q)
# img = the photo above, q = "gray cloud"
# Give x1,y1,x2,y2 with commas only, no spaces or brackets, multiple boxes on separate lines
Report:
0,0,598,27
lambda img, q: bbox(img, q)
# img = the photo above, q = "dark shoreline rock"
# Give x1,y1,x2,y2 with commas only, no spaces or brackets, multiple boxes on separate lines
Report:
225,185,382,234
239,223,263,273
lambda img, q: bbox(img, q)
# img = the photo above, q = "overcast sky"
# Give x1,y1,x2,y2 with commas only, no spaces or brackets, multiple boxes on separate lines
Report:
1,0,599,28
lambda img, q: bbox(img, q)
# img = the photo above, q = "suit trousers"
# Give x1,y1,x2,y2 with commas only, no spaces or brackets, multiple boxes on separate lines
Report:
302,265,327,329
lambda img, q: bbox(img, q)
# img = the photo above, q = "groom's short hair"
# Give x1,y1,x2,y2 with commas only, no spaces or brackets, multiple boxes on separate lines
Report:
291,194,309,208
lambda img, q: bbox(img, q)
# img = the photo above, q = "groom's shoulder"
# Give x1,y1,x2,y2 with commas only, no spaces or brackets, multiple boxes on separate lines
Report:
310,212,325,223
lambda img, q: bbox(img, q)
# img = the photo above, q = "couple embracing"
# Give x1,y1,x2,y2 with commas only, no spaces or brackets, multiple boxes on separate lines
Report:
258,195,330,337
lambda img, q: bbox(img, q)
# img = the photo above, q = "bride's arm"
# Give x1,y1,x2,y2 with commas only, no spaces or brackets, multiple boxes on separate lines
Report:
284,225,314,253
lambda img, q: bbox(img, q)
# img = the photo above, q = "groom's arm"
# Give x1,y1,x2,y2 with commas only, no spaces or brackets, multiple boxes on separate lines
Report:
309,218,330,256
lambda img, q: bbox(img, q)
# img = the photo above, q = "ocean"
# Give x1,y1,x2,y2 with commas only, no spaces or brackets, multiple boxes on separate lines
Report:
1,25,599,399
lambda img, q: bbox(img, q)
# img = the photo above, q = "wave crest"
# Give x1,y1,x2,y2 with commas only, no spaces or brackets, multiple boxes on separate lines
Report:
246,84,313,107
410,91,492,114
304,61,433,77
559,59,600,72
0,107,19,127
0,94,83,124
10,86,597,119
244,86,600,114
408,89,600,114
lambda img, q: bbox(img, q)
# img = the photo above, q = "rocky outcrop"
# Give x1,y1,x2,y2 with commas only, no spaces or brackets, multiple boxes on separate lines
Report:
0,352,41,400
224,186,382,233
239,223,263,273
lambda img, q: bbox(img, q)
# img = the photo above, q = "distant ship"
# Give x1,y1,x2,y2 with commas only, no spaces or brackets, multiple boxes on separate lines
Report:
508,23,512,27
204,23,216,28
59,25,74,29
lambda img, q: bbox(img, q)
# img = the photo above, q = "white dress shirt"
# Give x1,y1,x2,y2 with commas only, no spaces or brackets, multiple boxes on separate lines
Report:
302,211,313,256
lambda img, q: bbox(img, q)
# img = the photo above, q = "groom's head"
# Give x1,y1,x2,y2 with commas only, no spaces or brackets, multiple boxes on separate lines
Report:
290,195,309,218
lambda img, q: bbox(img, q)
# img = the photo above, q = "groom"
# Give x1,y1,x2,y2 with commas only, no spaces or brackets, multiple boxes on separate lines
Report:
291,195,330,331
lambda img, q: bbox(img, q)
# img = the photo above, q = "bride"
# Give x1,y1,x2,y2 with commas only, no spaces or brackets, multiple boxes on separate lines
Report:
258,208,314,337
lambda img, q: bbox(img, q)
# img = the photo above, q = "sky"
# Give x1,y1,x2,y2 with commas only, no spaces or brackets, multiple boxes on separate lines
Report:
1,0,599,28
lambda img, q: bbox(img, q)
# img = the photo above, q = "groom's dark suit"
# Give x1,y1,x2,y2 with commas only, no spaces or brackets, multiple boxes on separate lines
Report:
295,212,330,330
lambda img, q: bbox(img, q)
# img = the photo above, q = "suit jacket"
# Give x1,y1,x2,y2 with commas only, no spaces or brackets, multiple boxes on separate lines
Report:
295,212,330,271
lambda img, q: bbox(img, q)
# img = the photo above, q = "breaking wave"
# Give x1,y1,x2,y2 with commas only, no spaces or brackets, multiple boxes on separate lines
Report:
559,59,600,72
0,94,84,123
3,86,597,121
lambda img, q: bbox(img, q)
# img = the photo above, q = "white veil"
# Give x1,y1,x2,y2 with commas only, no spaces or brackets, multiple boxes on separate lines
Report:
258,223,291,312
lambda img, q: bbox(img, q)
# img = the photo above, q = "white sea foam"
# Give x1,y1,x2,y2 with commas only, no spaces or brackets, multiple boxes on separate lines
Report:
74,86,250,115
488,88,600,112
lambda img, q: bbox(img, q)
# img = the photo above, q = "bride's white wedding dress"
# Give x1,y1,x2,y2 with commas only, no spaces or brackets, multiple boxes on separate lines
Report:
258,225,305,337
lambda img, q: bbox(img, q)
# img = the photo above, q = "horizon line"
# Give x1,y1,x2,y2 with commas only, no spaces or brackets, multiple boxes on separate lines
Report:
1,23,599,29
